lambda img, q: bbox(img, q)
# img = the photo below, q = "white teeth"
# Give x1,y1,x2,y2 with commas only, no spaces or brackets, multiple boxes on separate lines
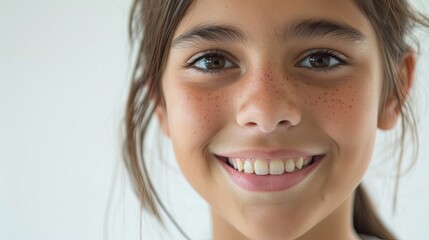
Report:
269,160,284,175
285,159,295,173
227,155,316,175
236,159,244,172
244,160,254,173
254,160,269,175
295,157,304,170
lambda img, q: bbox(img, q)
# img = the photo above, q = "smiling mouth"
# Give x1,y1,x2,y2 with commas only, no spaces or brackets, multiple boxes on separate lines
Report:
217,155,325,175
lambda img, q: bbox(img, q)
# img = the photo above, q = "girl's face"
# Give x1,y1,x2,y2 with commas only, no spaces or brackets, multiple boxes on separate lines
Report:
158,0,398,239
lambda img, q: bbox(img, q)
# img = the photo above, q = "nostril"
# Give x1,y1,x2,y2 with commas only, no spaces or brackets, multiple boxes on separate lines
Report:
278,120,288,125
245,122,258,127
243,120,290,132
236,102,301,132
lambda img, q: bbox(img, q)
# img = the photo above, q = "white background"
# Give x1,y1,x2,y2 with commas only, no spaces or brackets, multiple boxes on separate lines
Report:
1,0,428,239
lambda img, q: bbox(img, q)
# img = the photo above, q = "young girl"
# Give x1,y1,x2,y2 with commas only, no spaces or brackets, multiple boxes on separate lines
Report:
123,0,429,239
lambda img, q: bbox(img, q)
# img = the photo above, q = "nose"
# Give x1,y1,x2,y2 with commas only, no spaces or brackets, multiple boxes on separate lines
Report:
236,68,301,133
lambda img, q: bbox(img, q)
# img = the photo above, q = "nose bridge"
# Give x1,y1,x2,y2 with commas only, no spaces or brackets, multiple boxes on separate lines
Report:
241,66,286,109
252,64,287,100
236,63,301,133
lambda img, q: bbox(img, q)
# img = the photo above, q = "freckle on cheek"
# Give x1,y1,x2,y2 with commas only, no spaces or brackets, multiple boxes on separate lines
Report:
317,88,354,125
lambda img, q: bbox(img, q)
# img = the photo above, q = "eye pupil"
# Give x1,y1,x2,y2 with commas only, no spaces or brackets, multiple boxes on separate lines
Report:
204,56,226,69
309,54,330,68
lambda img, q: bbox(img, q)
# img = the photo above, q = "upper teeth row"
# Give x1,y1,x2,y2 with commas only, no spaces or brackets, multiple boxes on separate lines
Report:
228,157,312,175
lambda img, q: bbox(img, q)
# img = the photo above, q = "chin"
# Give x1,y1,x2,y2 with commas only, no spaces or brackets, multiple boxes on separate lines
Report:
230,207,314,240
238,224,308,240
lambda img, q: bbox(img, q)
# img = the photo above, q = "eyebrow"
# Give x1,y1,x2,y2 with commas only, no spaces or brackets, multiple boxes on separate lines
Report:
284,18,367,44
171,24,246,49
171,19,367,49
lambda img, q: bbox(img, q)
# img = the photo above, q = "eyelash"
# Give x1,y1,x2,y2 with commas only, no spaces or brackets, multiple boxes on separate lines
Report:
185,49,350,74
296,49,350,73
185,49,235,74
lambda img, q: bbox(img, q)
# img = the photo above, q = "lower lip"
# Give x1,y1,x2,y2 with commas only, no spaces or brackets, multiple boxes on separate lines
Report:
217,156,323,192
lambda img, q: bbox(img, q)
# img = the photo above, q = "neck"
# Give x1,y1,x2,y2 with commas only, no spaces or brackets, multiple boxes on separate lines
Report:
212,193,361,240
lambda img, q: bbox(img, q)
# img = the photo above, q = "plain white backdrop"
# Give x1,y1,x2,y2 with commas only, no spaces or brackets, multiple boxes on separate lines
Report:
1,0,428,239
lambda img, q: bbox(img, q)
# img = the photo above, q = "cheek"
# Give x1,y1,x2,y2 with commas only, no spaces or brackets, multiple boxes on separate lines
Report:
164,86,229,149
163,85,231,194
290,77,380,161
317,87,378,135
287,74,380,139
288,77,381,199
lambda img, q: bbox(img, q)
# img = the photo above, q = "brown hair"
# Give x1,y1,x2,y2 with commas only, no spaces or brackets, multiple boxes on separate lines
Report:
123,0,429,239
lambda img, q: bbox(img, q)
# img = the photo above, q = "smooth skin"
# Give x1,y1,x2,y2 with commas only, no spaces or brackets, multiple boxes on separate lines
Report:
156,0,415,239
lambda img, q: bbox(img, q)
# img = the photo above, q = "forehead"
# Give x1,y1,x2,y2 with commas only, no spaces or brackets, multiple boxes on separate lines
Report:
174,0,374,42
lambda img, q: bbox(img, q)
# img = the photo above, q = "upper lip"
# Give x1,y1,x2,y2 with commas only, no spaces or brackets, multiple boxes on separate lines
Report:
215,149,317,159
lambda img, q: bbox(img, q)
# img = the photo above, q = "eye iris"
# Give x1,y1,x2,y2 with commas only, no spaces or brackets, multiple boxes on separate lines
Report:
309,54,331,68
203,56,225,69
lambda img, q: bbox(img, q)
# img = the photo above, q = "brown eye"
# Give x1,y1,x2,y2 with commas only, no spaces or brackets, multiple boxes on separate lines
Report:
189,50,236,73
297,50,346,70
309,54,333,68
196,55,227,69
